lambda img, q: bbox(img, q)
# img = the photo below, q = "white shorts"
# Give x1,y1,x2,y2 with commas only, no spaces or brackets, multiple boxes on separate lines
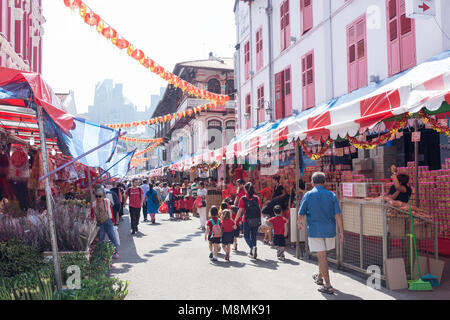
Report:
308,237,336,253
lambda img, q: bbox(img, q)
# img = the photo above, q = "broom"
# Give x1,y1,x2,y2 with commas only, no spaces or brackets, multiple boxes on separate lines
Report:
408,201,433,291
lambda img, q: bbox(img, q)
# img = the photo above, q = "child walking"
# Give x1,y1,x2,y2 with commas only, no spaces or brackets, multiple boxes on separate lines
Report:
220,210,236,261
205,206,221,261
230,206,241,251
268,205,288,261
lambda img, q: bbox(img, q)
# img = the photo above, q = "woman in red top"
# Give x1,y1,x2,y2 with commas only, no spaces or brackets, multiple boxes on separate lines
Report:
220,210,236,261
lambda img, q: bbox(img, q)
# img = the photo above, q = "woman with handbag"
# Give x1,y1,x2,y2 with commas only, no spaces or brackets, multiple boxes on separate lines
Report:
234,182,262,259
91,187,120,259
197,182,208,230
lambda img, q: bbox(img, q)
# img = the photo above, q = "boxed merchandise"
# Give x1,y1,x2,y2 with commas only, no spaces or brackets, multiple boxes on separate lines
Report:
353,158,374,171
358,149,370,159
370,146,397,158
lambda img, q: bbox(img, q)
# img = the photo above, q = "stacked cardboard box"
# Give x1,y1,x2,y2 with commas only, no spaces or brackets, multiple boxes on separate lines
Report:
397,163,450,238
371,146,397,179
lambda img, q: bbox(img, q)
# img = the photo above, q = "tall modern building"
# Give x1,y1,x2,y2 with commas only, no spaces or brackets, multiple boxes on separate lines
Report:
0,0,44,72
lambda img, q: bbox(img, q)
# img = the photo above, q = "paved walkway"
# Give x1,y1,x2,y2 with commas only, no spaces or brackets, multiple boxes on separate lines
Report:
111,209,449,300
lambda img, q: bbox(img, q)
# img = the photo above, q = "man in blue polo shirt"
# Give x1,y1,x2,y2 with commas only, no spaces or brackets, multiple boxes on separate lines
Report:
298,172,344,295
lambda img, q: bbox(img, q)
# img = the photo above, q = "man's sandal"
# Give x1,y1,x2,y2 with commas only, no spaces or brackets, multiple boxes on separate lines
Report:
312,274,324,286
318,286,335,295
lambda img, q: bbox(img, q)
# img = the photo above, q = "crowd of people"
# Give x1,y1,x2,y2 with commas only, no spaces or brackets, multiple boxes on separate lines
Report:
87,167,412,295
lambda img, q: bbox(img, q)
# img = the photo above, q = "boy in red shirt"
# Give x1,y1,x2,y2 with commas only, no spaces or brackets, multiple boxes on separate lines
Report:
268,205,288,261
220,209,236,261
205,206,221,261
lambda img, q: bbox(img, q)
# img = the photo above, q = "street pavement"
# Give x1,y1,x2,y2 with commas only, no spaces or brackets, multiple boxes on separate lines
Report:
111,209,450,300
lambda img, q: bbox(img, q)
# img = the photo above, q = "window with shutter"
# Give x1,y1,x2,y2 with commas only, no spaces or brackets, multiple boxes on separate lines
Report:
257,85,265,123
386,0,415,76
280,0,290,51
302,50,315,110
245,94,251,129
256,27,263,71
275,72,285,120
244,41,250,81
301,0,313,35
284,67,292,117
347,15,367,92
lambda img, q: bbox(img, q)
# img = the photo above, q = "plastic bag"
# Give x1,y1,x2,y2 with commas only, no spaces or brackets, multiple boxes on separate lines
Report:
114,226,120,246
159,202,169,213
194,196,203,208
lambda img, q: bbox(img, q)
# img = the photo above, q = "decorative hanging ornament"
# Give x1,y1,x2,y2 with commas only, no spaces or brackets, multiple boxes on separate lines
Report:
79,3,87,18
64,0,81,9
115,38,129,49
84,12,100,26
102,27,117,39
131,49,145,60
96,20,104,33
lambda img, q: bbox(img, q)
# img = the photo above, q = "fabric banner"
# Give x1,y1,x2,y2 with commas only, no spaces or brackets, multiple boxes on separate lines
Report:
101,150,136,178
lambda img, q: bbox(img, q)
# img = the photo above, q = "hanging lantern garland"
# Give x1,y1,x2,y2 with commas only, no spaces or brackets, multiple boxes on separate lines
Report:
119,137,164,144
419,110,450,136
346,113,410,150
299,138,334,161
190,162,221,173
63,0,230,130
105,101,218,129
133,140,163,158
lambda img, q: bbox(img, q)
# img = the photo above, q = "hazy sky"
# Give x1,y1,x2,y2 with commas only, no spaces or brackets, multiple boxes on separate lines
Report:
42,0,236,114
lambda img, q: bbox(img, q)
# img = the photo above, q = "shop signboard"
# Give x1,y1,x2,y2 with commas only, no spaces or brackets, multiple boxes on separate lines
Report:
412,132,421,142
406,0,435,19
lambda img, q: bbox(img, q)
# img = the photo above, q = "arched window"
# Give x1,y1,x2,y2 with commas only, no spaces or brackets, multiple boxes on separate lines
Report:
226,120,235,129
225,80,235,99
208,119,222,150
207,78,222,94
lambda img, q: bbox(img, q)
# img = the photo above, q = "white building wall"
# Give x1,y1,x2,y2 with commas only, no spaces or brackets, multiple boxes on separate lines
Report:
235,0,450,125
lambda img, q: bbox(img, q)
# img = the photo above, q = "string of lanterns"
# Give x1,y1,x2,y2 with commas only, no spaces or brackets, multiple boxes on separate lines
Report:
63,0,230,129
190,162,221,173
106,102,218,129
119,137,164,143
133,140,163,158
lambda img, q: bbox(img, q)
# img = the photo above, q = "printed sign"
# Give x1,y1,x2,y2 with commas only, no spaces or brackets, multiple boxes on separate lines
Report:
342,183,354,197
412,132,421,142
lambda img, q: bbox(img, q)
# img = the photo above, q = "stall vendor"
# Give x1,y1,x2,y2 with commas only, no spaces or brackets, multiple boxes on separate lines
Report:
387,165,412,204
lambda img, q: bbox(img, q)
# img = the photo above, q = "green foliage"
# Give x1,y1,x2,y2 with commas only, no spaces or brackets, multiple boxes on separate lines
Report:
89,241,115,279
0,239,45,278
59,252,90,284
0,267,54,300
52,276,129,300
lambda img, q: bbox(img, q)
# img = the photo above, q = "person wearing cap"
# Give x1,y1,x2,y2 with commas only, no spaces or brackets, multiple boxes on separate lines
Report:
91,187,120,259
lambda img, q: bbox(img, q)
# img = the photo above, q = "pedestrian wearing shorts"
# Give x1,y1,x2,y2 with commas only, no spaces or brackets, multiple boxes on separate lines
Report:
268,205,288,261
220,210,236,261
205,206,221,261
298,172,344,295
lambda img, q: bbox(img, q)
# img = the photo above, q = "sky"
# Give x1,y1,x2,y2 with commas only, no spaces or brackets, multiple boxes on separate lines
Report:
42,0,237,114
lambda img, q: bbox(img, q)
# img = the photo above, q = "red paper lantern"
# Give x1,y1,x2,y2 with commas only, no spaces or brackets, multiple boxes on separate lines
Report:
64,0,81,9
115,38,129,49
11,149,28,168
102,27,117,39
131,49,144,60
84,12,100,26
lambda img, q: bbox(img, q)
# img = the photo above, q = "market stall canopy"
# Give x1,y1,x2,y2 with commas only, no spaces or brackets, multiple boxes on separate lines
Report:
229,50,450,157
0,67,120,168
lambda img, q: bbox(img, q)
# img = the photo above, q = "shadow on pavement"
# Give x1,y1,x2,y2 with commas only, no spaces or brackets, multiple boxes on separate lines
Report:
210,260,246,268
110,209,148,276
319,288,363,300
145,231,203,258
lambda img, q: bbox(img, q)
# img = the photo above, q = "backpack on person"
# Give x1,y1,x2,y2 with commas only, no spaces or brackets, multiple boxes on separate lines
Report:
243,196,261,228
211,219,222,238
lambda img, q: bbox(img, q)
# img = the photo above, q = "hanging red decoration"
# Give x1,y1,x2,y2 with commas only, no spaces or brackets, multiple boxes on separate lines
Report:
84,12,100,26
102,27,117,39
115,38,129,49
64,0,81,8
131,49,144,60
